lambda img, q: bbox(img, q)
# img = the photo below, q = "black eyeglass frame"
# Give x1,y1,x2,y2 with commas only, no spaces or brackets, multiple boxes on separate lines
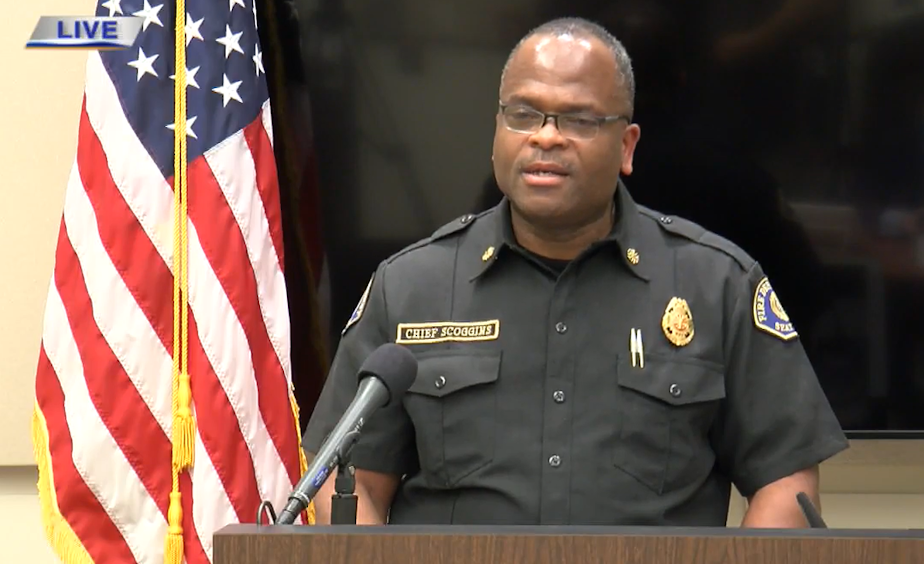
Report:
498,102,631,140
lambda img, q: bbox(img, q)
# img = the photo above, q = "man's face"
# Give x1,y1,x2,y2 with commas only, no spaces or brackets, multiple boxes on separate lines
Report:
492,33,641,228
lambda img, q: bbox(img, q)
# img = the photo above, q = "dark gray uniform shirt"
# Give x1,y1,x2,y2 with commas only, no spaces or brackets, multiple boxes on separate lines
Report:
303,183,849,526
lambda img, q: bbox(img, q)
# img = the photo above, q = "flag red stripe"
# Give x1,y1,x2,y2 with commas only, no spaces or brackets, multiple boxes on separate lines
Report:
52,218,172,516
243,117,285,273
35,346,135,564
186,155,301,484
77,102,261,524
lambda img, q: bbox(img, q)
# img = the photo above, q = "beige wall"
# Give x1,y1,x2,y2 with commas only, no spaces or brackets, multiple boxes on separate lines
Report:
2,1,93,560
1,0,922,561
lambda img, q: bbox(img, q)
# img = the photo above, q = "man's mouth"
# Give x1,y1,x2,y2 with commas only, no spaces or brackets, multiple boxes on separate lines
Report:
522,162,570,176
520,162,570,186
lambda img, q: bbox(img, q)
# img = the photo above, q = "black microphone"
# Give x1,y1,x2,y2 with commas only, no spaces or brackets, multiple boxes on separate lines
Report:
275,343,418,525
796,492,828,529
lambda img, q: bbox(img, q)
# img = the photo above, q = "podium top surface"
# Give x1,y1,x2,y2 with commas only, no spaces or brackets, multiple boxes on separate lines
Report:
215,524,924,539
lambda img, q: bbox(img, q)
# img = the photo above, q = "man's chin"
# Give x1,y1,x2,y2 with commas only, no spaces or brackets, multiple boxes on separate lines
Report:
509,194,572,225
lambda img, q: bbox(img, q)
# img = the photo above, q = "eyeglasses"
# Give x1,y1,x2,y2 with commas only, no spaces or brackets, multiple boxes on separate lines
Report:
499,103,629,140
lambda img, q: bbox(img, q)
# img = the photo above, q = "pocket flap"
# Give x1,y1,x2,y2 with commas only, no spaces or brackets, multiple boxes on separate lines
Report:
618,356,725,406
408,351,502,398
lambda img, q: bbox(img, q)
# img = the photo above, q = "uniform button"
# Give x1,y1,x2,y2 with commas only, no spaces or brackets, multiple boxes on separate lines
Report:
435,375,447,389
669,383,682,398
548,455,561,467
553,390,565,403
460,214,474,224
555,322,567,334
660,216,673,224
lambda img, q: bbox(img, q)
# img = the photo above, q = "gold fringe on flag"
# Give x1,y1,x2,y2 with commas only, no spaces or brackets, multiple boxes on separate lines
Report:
290,391,315,525
166,0,195,561
32,403,94,564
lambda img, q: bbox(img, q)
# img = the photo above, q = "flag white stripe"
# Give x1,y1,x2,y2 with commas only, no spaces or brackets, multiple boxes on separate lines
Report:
42,280,166,563
261,99,273,147
204,130,292,383
63,161,173,435
186,221,292,508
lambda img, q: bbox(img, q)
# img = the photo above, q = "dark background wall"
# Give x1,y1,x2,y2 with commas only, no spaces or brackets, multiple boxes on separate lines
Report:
269,0,924,434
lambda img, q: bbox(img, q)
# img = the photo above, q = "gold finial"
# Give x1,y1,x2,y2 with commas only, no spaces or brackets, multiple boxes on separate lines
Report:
482,246,495,262
626,248,640,265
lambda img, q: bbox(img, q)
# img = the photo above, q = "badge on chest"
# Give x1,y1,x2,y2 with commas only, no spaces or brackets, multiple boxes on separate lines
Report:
661,296,695,347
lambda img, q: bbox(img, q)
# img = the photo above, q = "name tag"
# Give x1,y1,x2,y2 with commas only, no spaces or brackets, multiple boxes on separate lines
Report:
396,320,500,345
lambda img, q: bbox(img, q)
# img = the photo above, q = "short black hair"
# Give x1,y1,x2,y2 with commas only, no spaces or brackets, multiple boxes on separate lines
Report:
500,17,636,118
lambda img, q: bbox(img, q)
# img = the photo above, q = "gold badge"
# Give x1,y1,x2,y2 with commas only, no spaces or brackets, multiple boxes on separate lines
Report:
661,297,694,347
626,248,640,265
396,320,500,345
482,246,495,262
753,277,798,340
342,273,374,335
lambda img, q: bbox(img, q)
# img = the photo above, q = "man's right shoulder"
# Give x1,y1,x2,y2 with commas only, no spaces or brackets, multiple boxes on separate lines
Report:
381,207,495,270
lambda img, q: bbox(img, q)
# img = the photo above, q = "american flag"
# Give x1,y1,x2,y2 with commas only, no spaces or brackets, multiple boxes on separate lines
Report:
31,0,310,562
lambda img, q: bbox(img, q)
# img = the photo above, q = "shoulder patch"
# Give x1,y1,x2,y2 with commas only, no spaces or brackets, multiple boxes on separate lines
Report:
752,276,798,341
640,208,755,270
342,273,374,335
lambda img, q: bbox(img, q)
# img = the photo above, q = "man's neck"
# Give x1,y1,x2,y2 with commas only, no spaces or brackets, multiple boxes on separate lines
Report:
510,204,615,261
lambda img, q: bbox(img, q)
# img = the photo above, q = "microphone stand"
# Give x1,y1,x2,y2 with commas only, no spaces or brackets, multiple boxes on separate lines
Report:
330,431,360,525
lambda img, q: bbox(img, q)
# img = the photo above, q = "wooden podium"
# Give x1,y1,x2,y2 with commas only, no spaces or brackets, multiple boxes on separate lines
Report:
213,524,924,564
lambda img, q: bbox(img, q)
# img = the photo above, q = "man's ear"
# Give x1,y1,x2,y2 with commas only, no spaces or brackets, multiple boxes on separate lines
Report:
621,123,641,176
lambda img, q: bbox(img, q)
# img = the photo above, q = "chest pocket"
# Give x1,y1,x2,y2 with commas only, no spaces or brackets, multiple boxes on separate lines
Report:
403,350,501,488
613,355,725,495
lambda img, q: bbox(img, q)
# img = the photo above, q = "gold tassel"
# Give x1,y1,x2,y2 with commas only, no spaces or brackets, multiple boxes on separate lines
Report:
290,391,315,525
164,491,184,564
172,371,195,469
167,0,192,560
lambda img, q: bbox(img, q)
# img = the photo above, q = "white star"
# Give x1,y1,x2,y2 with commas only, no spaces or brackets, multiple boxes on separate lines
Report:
252,45,264,76
133,0,163,31
169,65,201,89
166,116,198,139
253,1,258,29
185,13,204,47
101,0,123,16
127,47,158,81
229,0,246,11
216,25,244,59
212,74,243,107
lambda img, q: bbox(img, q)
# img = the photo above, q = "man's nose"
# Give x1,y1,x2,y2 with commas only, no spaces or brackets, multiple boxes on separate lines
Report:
529,117,567,149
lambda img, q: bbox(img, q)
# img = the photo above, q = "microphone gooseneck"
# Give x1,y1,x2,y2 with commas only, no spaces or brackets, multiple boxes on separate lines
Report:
273,343,418,525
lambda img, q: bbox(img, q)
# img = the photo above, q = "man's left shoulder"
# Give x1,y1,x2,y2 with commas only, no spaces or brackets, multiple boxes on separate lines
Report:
638,206,757,273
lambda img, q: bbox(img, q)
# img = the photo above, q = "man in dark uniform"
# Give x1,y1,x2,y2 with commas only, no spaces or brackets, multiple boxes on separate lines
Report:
303,17,848,527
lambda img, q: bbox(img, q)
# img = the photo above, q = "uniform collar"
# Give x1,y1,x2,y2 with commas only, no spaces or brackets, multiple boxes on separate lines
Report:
471,180,651,281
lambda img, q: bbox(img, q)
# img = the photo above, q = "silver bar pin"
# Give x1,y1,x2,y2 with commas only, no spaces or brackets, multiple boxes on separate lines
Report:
637,329,645,369
630,328,637,367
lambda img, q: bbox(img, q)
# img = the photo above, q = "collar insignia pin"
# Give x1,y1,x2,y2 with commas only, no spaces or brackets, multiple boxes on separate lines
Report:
626,248,640,265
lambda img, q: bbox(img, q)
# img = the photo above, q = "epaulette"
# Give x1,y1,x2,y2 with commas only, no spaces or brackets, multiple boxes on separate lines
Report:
639,207,756,271
431,211,482,241
384,211,483,264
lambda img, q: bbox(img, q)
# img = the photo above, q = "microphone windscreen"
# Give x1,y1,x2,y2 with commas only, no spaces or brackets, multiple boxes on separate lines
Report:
357,343,418,405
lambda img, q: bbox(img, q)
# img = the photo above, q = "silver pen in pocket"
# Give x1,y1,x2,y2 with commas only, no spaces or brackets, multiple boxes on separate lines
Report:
630,328,645,368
